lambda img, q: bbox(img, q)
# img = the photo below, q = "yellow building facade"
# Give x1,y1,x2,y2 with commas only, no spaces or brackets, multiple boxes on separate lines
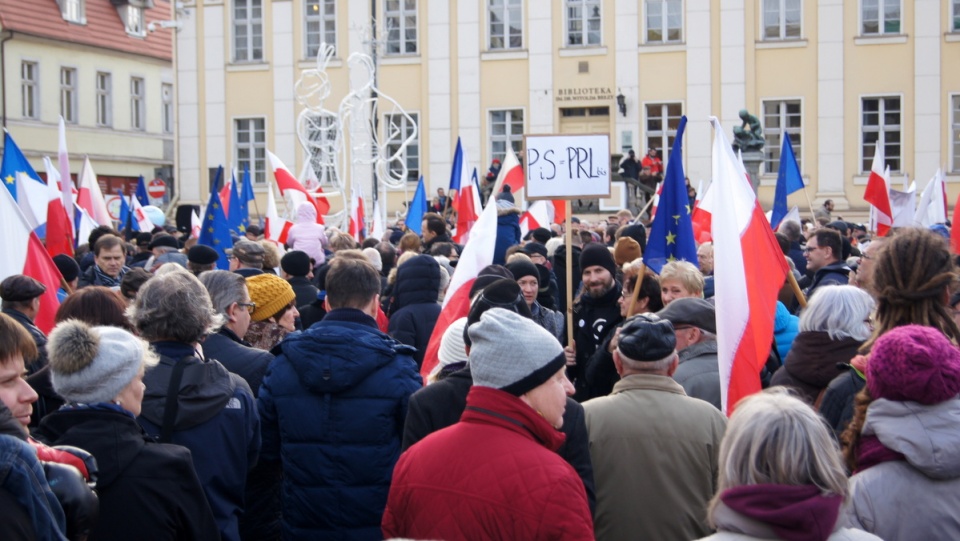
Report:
176,0,960,219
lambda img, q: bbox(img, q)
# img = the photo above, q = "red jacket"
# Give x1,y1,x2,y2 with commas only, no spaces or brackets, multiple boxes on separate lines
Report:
383,386,594,540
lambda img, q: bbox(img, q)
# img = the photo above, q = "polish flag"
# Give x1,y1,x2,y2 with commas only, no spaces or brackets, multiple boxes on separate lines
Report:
77,158,112,226
490,147,524,198
420,196,500,380
348,182,366,242
454,170,482,244
129,194,154,232
265,181,292,245
552,200,567,224
370,198,385,242
190,208,202,239
706,117,789,415
691,180,713,243
519,200,551,237
864,145,893,237
45,160,74,257
219,176,232,218
15,172,47,230
300,160,331,217
0,183,63,333
268,150,325,224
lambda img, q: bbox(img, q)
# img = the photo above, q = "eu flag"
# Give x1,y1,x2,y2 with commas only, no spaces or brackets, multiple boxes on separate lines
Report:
644,116,698,274
227,169,244,235
405,175,428,234
770,132,805,230
1,131,43,201
198,167,234,269
135,175,150,207
240,164,254,230
117,190,139,233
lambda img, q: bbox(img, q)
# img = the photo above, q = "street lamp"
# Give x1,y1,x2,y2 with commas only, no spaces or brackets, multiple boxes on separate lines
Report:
616,91,626,117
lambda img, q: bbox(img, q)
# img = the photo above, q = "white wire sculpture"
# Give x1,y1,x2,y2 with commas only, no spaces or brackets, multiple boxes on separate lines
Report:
295,40,418,232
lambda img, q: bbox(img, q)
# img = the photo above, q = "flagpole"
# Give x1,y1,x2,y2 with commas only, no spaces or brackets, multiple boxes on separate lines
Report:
799,185,818,225
787,272,807,309
627,261,646,316
565,200,574,346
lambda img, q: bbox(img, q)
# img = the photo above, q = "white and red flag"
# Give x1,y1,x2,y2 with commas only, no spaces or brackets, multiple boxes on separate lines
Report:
419,196,500,380
57,117,74,239
454,170,482,244
864,144,893,237
490,147,524,199
268,150,326,224
77,157,112,226
348,182,366,242
45,157,74,257
706,117,789,415
264,180,292,245
519,200,551,237
0,183,63,333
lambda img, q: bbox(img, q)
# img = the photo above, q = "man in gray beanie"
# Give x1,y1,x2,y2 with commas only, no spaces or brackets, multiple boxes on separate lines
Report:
383,308,593,540
583,314,726,541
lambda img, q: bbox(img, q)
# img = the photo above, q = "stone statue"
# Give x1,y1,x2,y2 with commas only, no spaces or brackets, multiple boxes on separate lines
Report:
732,109,765,152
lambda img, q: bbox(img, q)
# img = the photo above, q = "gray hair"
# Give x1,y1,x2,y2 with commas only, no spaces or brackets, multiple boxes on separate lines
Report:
778,220,802,242
708,389,848,527
617,350,678,374
127,266,223,343
198,270,247,318
799,285,874,341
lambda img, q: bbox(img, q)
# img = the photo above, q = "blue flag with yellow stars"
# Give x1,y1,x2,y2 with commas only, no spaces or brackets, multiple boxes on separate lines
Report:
198,166,234,269
1,130,43,201
644,115,698,274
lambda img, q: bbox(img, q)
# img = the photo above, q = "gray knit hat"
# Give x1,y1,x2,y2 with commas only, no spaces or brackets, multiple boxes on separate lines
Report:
468,308,565,396
47,320,155,405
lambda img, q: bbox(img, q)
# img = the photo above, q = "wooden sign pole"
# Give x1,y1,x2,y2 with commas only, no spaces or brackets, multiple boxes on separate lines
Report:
565,201,574,345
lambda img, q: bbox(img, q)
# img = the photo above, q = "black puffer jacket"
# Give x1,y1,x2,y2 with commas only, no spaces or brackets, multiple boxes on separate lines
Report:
401,366,597,515
386,255,441,369
34,407,219,541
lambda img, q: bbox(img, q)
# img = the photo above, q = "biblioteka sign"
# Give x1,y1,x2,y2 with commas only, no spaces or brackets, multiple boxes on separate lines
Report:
555,87,615,102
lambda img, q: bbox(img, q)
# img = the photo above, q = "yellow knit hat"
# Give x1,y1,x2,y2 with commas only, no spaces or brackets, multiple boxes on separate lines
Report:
245,274,296,322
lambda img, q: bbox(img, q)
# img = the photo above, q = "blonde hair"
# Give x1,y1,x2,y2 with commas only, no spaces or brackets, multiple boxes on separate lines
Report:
708,389,848,527
659,260,704,297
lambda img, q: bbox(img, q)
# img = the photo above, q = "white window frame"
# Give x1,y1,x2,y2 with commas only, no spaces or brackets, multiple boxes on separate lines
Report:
385,0,417,55
235,117,267,185
305,0,336,59
488,0,523,50
384,112,420,183
489,109,525,164
953,0,960,32
761,0,802,41
643,102,683,166
644,0,683,44
761,98,803,175
96,72,112,127
860,0,901,36
233,0,264,62
565,0,602,47
61,0,85,24
951,94,960,173
124,5,145,36
130,77,145,131
859,94,902,173
162,83,174,134
60,67,78,124
21,61,39,120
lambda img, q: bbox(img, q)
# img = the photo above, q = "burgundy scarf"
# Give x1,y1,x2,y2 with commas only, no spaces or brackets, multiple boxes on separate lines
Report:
721,484,843,541
855,434,905,474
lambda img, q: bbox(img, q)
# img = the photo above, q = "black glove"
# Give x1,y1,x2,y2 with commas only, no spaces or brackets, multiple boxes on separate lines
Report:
42,462,100,541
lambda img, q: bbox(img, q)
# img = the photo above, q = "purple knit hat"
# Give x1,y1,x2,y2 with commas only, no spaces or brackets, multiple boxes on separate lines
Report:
867,325,960,404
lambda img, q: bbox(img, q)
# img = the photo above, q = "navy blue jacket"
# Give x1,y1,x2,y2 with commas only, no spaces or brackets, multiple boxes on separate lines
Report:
386,255,441,369
493,207,522,265
138,342,261,541
258,308,422,540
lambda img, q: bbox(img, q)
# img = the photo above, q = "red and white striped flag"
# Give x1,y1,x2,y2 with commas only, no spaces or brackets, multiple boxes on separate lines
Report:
519,200,551,237
77,157,112,227
45,157,74,257
268,150,325,224
864,145,893,236
348,182,366,242
264,181,292,244
706,117,789,414
419,196,500,380
491,147,524,198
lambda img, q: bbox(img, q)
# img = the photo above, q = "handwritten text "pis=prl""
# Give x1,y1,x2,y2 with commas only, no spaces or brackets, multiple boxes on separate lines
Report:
527,147,608,181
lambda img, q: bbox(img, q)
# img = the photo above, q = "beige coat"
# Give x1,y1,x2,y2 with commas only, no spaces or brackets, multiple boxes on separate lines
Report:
584,374,727,541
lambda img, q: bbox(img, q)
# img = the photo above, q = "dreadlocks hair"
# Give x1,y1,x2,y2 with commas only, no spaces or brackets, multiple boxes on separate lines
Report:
840,386,873,473
863,228,960,353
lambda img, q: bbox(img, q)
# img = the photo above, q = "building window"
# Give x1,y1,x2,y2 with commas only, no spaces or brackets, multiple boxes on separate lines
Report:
762,100,802,175
96,72,112,127
645,103,682,165
235,118,266,184
762,0,801,40
21,61,39,120
861,96,901,172
234,0,264,62
162,83,174,134
490,109,524,163
385,0,417,54
130,77,145,130
953,0,960,31
124,6,145,35
61,0,84,23
645,0,682,43
385,113,419,182
60,67,78,124
566,0,601,46
488,0,522,50
861,0,900,35
304,114,338,185
305,0,336,59
951,96,960,172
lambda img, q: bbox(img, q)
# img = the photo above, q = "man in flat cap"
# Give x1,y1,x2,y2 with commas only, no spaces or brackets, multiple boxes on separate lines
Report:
227,240,266,278
657,297,721,410
0,275,49,374
583,314,726,541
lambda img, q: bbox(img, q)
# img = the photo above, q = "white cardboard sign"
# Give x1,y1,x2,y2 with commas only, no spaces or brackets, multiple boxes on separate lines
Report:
524,134,611,200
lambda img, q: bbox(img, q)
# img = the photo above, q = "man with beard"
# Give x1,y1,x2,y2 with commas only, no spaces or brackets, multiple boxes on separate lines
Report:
564,244,621,401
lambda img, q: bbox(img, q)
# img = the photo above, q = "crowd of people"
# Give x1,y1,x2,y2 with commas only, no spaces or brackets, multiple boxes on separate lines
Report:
1,193,958,540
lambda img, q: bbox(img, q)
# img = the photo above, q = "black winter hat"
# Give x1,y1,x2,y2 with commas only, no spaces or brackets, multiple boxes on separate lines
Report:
531,228,552,244
618,314,676,362
505,259,538,283
148,234,180,250
463,278,532,347
281,250,312,277
579,244,617,278
521,242,549,259
468,265,515,299
53,254,80,282
187,244,219,266
620,224,648,252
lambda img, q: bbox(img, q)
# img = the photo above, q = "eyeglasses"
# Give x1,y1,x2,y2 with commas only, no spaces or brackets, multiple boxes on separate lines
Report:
237,302,256,314
860,253,874,261
802,246,819,253
620,289,633,298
